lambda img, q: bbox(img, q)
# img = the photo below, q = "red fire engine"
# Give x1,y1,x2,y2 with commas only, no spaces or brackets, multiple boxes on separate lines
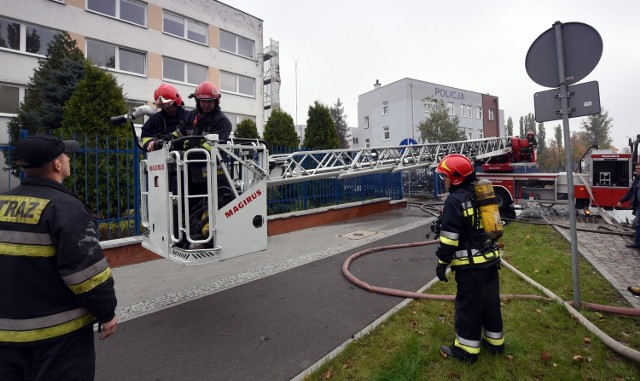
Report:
476,135,637,212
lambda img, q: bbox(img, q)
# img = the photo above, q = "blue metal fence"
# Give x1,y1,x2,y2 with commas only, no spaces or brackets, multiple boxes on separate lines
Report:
1,136,404,240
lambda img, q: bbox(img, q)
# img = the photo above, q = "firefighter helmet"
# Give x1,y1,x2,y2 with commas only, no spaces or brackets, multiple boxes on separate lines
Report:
527,130,535,137
193,81,221,101
154,84,182,107
436,154,474,186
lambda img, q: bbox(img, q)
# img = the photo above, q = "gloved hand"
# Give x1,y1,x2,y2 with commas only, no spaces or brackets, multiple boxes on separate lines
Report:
436,263,449,282
153,139,166,151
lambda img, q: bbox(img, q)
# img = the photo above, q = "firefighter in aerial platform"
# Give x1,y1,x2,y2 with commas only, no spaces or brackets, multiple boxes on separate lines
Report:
140,83,187,152
171,81,233,206
433,154,505,363
521,130,538,162
170,81,234,248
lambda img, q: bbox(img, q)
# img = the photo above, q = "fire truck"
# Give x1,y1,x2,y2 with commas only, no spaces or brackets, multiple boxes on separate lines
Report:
477,139,637,213
139,132,636,265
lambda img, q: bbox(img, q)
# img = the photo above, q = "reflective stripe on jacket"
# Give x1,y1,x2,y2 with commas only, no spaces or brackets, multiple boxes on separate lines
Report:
0,178,117,344
435,184,500,269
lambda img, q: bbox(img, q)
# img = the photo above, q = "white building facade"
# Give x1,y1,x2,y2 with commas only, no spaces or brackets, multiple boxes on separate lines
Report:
353,78,505,149
0,0,266,144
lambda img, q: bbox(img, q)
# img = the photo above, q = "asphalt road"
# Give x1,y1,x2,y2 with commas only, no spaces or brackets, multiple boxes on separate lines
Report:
94,226,438,381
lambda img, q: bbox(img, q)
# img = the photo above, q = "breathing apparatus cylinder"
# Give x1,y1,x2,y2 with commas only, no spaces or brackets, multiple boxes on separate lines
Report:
474,179,503,241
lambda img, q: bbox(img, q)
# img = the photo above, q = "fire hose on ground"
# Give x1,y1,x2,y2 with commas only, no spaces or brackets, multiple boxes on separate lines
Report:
341,239,640,363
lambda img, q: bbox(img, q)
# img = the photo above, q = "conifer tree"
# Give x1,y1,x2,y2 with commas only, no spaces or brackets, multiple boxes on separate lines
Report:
234,118,260,139
330,98,350,148
7,32,85,140
303,101,339,149
263,108,298,150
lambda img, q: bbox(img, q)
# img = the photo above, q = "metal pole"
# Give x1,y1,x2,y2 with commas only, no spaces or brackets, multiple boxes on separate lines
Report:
554,21,581,310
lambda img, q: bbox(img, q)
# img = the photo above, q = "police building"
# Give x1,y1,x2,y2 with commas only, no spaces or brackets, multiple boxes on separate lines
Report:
352,78,505,148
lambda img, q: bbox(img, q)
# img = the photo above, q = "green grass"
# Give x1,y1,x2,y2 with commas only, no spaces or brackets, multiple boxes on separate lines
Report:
305,222,640,381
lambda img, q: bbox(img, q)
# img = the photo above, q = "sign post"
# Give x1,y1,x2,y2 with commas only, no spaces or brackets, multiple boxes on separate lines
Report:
525,21,603,310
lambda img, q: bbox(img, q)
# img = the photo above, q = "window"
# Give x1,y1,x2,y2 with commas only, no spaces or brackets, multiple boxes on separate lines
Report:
365,138,370,148
477,107,483,120
382,101,388,115
220,71,255,97
87,0,146,26
479,130,484,139
125,99,146,125
424,99,435,113
163,12,207,44
163,57,206,84
226,112,256,130
364,116,370,129
352,137,359,145
447,102,455,116
460,104,472,118
0,18,59,56
383,126,390,141
87,40,146,75
488,108,495,121
0,84,20,114
220,30,255,59
468,128,473,140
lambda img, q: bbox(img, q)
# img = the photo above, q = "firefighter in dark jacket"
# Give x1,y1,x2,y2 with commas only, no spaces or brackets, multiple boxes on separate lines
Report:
434,154,504,363
0,134,118,380
172,81,234,208
617,163,640,295
141,83,187,152
169,81,234,247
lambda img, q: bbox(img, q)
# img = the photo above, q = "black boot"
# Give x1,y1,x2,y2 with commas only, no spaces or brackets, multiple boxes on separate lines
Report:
439,345,477,363
481,338,504,354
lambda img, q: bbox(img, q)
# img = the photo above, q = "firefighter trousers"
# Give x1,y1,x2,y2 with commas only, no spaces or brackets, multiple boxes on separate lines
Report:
453,264,504,356
0,325,95,381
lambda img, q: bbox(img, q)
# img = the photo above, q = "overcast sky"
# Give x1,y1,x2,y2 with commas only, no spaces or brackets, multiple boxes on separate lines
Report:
224,0,640,150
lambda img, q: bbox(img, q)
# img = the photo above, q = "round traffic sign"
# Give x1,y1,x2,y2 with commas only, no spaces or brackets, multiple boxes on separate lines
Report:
526,22,603,88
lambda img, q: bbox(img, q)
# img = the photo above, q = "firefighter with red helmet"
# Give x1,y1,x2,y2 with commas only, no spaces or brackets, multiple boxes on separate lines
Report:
434,154,504,363
172,82,234,245
141,83,187,152
174,81,232,142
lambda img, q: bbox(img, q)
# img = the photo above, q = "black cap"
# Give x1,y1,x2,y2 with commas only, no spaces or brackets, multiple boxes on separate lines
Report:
14,135,79,168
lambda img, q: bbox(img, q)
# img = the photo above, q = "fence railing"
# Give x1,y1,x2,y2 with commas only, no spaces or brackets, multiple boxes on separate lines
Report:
1,135,406,241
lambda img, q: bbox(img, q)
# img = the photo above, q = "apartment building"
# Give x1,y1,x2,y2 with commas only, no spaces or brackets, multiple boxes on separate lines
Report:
0,0,266,144
353,78,505,148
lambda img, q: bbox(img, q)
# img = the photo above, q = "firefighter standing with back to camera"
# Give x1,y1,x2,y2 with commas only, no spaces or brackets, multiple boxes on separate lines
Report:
433,154,505,363
0,135,117,380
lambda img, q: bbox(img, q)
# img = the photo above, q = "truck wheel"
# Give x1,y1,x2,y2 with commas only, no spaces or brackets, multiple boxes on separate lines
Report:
494,188,511,212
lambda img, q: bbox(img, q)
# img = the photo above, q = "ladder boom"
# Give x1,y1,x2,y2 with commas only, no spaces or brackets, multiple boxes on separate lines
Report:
267,137,515,186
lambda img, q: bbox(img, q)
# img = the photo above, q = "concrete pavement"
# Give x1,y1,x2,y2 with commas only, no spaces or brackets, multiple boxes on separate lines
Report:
110,204,431,323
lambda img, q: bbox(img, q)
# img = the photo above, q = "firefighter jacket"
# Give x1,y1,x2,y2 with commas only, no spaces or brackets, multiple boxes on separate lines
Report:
619,175,640,213
172,107,232,149
140,107,187,150
436,184,500,269
0,178,117,345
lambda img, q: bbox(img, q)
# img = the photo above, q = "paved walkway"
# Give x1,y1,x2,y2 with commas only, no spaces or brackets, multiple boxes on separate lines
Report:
110,204,431,323
550,214,640,308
